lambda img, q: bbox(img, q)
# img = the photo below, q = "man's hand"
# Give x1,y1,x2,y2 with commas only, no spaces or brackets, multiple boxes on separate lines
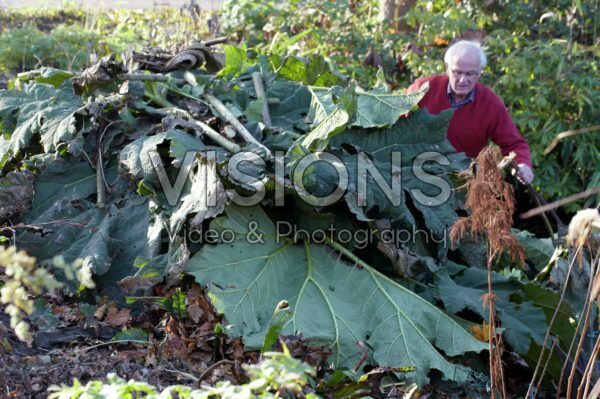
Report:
517,163,534,184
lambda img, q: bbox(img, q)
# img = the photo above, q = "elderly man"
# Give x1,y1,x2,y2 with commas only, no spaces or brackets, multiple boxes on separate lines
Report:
407,40,534,183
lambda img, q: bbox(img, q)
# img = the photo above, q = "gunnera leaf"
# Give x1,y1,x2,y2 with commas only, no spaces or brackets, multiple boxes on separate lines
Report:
186,204,486,385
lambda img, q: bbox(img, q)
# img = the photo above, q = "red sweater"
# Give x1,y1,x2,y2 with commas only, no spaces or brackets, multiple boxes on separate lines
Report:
407,75,532,167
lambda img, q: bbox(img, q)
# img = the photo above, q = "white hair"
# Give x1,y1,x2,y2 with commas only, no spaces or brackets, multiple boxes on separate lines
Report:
444,40,487,69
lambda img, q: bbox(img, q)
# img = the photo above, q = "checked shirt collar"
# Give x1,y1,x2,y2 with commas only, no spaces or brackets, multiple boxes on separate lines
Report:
447,83,476,109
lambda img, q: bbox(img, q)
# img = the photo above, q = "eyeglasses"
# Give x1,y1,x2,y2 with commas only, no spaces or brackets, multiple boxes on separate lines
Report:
449,69,481,78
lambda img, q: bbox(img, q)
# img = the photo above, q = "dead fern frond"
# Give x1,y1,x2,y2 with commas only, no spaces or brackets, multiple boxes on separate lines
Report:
449,217,470,249
450,146,525,263
449,146,527,399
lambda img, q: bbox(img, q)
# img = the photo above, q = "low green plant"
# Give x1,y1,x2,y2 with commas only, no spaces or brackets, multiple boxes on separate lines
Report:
221,0,387,82
0,25,102,73
48,348,320,399
0,26,53,72
0,6,215,74
0,245,95,343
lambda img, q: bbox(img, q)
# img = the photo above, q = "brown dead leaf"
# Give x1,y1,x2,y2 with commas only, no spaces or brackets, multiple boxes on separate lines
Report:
225,339,245,360
118,275,161,294
187,304,204,323
104,308,131,327
94,304,107,320
145,350,157,368
145,335,158,367
197,296,215,323
432,36,450,47
115,349,146,361
470,321,490,342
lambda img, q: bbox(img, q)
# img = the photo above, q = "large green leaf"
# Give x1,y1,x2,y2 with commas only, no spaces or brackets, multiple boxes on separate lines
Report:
18,156,149,281
169,153,226,235
308,87,337,125
330,108,455,150
26,154,108,221
265,80,311,132
351,83,428,128
0,82,85,167
307,84,357,126
521,282,576,346
299,108,350,151
436,264,548,354
515,229,558,271
14,67,74,88
0,170,34,220
186,205,485,385
19,193,149,278
277,56,345,87
119,130,205,184
218,45,254,78
293,110,469,244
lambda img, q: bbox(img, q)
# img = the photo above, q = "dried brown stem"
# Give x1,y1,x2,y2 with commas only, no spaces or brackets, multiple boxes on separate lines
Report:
532,337,558,399
520,187,600,220
560,251,596,398
353,340,369,372
485,246,506,399
528,244,580,398
579,331,600,399
96,150,105,209
544,125,600,155
451,147,520,398
197,359,234,383
571,256,599,399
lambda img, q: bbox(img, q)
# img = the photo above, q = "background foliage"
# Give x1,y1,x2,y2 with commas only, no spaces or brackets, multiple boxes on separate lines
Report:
0,6,215,74
220,0,599,213
0,2,597,210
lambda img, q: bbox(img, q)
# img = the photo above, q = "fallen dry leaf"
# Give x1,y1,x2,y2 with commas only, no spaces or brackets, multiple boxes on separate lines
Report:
104,308,131,327
470,321,490,342
187,303,204,323
94,304,107,320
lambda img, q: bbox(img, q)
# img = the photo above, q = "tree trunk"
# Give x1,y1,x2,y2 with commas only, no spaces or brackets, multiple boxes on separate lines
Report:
378,0,416,31
378,0,396,23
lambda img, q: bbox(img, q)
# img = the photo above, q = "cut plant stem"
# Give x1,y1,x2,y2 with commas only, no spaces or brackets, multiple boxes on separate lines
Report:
164,108,242,153
528,243,582,398
157,82,209,106
204,93,273,158
252,72,273,127
193,120,241,153
143,93,241,153
224,125,237,138
203,36,228,46
96,151,105,209
118,73,184,85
